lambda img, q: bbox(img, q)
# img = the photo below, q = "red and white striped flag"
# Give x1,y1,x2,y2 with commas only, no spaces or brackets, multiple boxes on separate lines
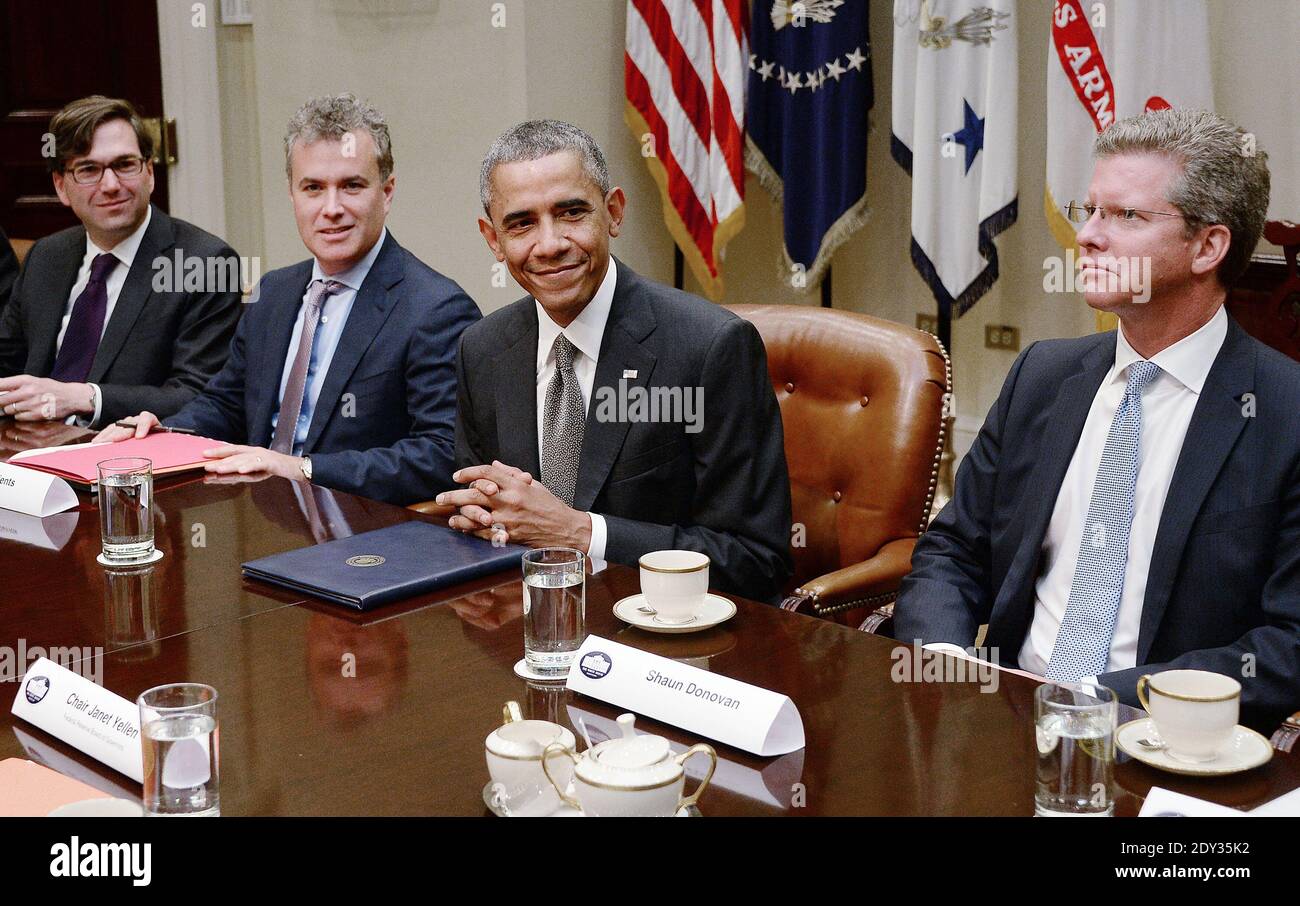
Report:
625,0,748,300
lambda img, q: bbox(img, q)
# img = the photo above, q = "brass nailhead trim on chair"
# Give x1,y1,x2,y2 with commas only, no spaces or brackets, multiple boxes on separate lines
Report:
917,339,954,534
813,589,899,617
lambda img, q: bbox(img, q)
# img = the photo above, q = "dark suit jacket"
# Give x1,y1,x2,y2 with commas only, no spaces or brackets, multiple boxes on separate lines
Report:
894,316,1300,731
0,227,18,316
455,258,793,603
166,232,481,506
0,207,242,425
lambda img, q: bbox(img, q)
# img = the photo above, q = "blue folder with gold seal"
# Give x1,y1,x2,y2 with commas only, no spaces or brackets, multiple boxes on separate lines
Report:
241,520,526,610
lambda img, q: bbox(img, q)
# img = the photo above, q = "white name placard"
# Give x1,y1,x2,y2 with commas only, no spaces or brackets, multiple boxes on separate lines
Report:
1139,786,1244,817
0,508,78,550
0,461,77,517
566,635,804,756
1140,785,1300,818
11,658,143,784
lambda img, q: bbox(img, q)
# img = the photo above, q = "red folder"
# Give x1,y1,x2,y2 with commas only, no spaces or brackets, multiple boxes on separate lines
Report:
0,758,112,816
9,433,221,488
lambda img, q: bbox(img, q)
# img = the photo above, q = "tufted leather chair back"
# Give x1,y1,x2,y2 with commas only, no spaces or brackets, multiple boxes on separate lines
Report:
727,305,950,593
9,237,34,267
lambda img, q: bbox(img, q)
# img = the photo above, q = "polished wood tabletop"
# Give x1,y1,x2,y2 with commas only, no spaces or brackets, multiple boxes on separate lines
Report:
3,421,1298,816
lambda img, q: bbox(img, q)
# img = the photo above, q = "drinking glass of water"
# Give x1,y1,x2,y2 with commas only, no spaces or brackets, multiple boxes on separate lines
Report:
97,457,155,564
1034,681,1116,817
521,548,586,677
137,683,220,817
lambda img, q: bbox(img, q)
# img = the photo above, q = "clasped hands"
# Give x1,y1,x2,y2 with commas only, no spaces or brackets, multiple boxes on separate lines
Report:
437,460,591,551
0,375,93,421
93,411,305,480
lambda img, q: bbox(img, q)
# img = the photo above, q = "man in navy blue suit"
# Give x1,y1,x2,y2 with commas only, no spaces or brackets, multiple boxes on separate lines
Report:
97,94,480,505
894,109,1300,732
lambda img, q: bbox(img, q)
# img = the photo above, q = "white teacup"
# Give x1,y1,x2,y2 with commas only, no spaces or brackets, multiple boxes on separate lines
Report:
639,550,709,623
1136,670,1241,764
484,702,577,816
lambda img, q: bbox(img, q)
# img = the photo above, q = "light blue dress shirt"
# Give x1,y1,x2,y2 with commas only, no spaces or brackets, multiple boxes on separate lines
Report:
270,229,388,455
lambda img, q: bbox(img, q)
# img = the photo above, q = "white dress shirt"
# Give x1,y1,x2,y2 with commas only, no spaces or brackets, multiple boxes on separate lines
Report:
269,228,387,455
534,261,617,563
57,206,153,425
1016,305,1228,676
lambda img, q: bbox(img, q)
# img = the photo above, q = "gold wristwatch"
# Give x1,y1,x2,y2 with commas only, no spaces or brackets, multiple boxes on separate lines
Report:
300,456,313,482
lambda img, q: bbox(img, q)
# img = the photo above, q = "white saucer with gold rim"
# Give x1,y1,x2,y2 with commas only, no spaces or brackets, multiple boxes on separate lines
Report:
1117,718,1273,776
613,592,735,633
482,782,699,817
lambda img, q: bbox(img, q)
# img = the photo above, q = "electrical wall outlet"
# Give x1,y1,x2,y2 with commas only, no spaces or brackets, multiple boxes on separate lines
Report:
984,325,1020,351
916,313,939,336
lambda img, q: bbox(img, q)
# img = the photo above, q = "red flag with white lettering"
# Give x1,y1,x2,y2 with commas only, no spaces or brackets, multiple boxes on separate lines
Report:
1044,0,1214,302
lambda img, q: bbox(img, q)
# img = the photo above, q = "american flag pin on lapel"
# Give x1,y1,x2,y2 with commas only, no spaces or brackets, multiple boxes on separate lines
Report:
623,369,638,379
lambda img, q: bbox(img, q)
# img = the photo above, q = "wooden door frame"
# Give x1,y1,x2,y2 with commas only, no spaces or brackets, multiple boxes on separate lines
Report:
156,0,227,239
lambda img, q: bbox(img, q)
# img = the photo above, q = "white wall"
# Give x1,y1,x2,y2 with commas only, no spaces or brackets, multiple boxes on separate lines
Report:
194,0,1298,438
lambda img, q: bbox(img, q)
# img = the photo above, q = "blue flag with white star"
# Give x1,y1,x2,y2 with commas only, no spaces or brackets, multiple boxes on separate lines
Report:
746,0,873,291
891,0,1019,329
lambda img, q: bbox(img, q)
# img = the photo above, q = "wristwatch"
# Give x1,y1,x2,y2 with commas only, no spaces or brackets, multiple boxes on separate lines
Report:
300,456,313,482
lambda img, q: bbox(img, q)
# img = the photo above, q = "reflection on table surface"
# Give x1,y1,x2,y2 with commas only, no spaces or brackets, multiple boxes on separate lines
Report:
1,432,1297,815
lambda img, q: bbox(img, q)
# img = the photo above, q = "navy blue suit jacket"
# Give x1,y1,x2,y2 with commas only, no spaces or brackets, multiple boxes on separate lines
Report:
166,233,480,505
894,316,1300,731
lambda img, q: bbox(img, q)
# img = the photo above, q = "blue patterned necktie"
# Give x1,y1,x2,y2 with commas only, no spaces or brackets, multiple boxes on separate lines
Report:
1047,360,1163,681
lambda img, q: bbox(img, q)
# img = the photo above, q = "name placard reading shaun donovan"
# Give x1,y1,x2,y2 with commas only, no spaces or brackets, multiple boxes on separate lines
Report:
566,636,804,756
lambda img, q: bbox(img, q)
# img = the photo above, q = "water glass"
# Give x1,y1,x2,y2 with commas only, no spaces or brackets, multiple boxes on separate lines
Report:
98,457,154,563
521,548,586,677
104,565,161,660
138,683,220,817
1034,681,1116,817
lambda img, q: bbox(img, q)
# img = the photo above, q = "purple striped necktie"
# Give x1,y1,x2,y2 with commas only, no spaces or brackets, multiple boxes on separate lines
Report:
51,252,119,383
270,278,345,455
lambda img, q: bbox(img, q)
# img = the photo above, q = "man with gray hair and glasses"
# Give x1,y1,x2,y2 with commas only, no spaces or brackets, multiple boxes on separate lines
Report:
440,119,792,603
98,94,480,506
895,108,1300,732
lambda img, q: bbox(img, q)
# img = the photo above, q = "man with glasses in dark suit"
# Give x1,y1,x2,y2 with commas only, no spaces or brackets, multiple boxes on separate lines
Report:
895,109,1300,733
0,96,242,427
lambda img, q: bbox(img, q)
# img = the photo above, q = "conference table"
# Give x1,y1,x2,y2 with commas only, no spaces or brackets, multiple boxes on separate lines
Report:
3,421,1298,817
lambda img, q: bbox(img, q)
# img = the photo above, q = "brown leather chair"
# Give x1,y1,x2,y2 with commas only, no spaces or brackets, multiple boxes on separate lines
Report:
9,237,34,267
726,304,950,628
408,500,454,518
1227,221,1300,750
1226,220,1300,362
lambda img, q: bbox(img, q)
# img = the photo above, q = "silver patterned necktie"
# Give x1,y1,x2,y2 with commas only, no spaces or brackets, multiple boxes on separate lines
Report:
270,278,345,455
541,334,586,506
1047,359,1163,681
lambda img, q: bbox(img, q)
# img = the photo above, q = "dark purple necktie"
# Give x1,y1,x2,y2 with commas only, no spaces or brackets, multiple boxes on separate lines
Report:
51,252,119,383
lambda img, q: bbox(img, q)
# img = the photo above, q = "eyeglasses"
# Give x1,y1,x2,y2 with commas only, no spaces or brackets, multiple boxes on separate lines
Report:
1065,201,1186,224
66,155,147,186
